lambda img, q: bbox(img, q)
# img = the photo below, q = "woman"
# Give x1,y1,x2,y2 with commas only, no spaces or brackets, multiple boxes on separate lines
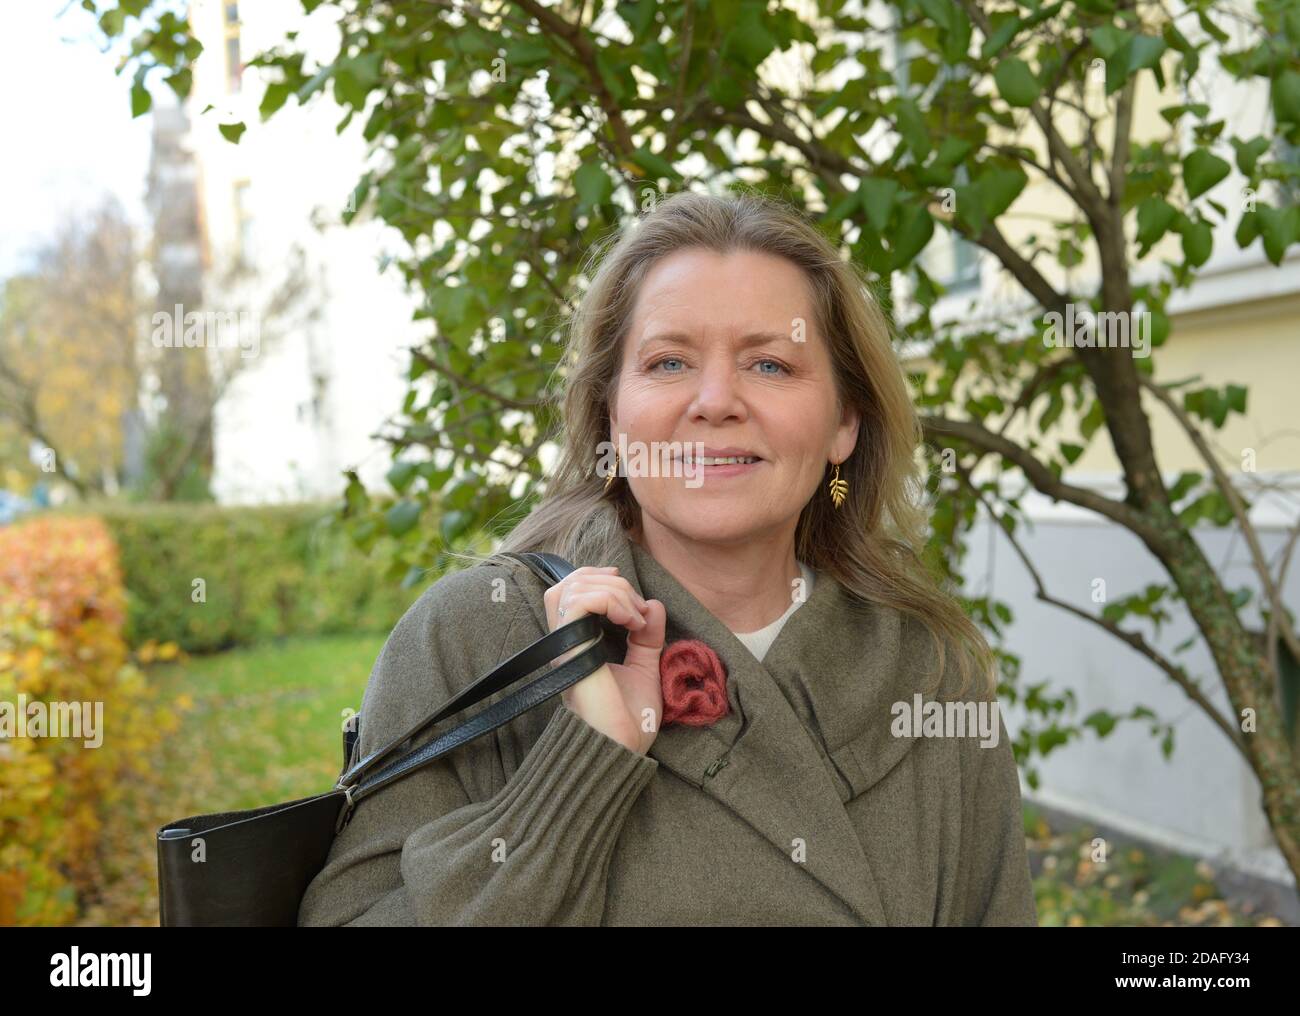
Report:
298,190,1037,926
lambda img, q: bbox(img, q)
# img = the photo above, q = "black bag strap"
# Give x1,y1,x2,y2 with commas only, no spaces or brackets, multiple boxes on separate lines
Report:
335,551,608,814
338,551,577,773
339,551,581,785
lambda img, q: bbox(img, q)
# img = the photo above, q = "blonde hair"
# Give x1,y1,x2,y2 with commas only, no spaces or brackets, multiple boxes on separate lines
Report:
451,189,995,699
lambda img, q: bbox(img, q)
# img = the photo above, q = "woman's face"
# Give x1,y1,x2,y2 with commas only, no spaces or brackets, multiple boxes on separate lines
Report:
610,247,859,550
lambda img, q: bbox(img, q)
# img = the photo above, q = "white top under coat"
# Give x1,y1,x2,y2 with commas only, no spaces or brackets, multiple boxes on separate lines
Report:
729,560,815,663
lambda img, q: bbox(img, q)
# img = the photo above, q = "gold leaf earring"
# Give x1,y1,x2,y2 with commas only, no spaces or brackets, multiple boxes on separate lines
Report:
827,461,847,508
604,450,620,493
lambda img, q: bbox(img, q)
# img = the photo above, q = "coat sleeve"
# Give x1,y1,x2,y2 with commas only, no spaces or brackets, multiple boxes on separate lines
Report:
297,562,659,927
955,705,1038,926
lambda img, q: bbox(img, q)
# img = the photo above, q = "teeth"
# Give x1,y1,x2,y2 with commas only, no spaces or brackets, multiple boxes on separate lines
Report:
685,455,757,465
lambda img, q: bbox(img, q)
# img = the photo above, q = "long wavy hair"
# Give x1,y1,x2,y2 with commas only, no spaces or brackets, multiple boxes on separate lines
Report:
451,189,995,699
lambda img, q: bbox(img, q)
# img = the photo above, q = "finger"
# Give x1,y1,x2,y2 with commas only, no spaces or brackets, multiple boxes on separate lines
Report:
547,582,594,631
558,573,649,609
547,572,645,630
622,599,666,669
564,588,648,630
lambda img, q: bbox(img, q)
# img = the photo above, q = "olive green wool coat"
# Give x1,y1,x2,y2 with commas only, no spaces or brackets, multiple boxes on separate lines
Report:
298,526,1038,926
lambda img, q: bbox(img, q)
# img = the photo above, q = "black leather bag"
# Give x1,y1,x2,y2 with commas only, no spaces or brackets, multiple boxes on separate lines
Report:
156,552,611,926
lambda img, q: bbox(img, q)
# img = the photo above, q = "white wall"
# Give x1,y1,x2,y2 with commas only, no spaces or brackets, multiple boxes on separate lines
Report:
188,0,418,503
968,491,1300,885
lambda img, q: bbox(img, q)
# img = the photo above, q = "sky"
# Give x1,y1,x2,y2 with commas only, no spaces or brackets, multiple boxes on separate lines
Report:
0,2,156,278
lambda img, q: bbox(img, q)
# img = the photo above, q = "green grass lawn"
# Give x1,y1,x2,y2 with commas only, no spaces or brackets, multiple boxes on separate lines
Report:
82,633,384,926
150,633,384,810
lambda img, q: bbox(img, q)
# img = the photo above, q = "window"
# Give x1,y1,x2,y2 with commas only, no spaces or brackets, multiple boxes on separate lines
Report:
224,6,242,93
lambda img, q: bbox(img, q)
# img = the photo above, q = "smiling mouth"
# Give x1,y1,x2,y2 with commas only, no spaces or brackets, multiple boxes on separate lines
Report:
674,455,762,466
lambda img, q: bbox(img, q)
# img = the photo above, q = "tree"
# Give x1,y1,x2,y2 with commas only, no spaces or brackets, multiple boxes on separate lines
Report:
96,0,1300,886
0,192,315,501
0,198,141,497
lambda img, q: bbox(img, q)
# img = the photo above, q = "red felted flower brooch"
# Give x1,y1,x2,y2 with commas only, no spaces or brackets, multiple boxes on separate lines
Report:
660,639,730,727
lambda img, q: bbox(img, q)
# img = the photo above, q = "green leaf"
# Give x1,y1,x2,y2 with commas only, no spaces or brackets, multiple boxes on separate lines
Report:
1089,25,1131,58
1230,136,1271,177
976,164,1028,217
387,461,418,492
1182,150,1230,199
1080,399,1105,442
440,509,472,542
98,7,125,36
994,58,1040,107
1257,206,1295,265
892,205,934,266
333,67,369,108
825,187,861,225
219,121,247,144
1167,471,1201,503
593,47,629,103
131,79,152,118
164,68,192,100
1273,70,1300,125
930,136,974,168
618,0,657,42
385,499,421,537
859,178,900,233
917,0,953,30
1236,209,1260,247
1136,197,1177,249
260,80,293,120
1197,11,1229,44
505,37,551,66
895,98,931,159
980,13,1021,60
1083,710,1118,737
727,0,779,67
711,0,741,29
1127,34,1167,76
1179,217,1213,267
574,162,613,210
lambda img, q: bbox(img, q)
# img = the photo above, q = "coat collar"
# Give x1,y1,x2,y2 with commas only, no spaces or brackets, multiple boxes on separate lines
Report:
548,524,947,926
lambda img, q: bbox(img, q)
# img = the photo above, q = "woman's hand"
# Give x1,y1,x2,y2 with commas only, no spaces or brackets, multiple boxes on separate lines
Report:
543,566,666,755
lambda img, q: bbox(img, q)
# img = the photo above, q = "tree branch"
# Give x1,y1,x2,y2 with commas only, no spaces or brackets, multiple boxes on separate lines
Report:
922,411,1162,541
954,463,1250,761
1140,373,1300,669
412,346,543,411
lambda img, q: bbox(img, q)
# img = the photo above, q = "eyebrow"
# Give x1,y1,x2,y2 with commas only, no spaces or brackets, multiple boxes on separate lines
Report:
635,330,797,353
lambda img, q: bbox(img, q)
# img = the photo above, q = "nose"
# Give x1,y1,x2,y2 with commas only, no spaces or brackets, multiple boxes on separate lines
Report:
687,357,749,424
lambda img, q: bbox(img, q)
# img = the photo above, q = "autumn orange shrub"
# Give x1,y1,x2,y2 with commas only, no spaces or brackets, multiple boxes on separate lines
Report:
0,515,179,925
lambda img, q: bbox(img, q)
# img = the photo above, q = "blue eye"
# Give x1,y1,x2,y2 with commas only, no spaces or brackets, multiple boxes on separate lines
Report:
647,356,789,375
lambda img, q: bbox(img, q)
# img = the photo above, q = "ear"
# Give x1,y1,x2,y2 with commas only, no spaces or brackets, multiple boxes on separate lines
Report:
831,402,860,464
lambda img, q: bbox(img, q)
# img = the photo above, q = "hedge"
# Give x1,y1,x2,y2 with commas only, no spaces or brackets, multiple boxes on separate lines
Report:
0,515,177,925
93,503,423,653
